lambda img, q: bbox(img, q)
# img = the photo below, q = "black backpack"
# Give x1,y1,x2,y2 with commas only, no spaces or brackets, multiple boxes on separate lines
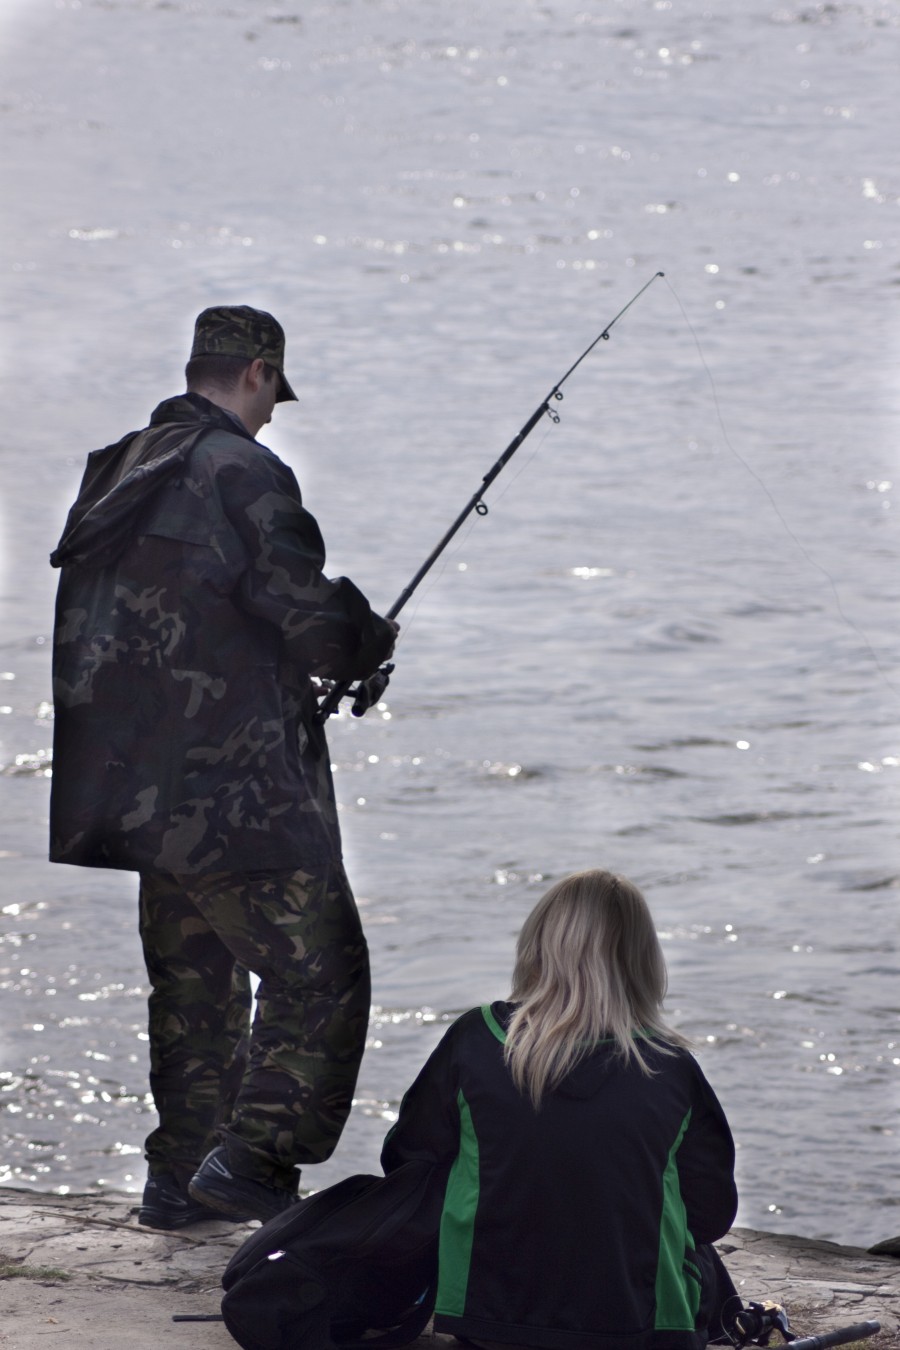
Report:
220,1161,446,1350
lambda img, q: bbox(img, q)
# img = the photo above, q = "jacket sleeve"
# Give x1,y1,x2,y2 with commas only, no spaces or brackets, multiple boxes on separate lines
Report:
381,1020,466,1174
677,1061,738,1244
217,449,395,682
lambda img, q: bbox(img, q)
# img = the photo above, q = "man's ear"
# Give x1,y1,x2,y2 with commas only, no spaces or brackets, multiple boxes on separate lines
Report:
244,357,266,391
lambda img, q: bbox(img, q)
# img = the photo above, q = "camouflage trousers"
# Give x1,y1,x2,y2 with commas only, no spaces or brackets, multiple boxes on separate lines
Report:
138,861,370,1190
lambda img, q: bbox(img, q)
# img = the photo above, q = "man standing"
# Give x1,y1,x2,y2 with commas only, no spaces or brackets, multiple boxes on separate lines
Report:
49,306,397,1227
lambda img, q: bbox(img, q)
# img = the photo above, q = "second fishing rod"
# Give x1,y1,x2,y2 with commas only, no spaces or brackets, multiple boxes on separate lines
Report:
314,270,665,724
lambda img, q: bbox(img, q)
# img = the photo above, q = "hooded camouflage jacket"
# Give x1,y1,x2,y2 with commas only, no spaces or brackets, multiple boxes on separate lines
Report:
49,393,395,875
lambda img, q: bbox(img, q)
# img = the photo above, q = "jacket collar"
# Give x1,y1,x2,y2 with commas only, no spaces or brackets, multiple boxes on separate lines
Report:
149,391,255,441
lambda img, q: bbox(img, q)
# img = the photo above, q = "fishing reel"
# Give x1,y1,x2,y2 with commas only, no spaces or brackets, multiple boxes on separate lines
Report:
314,663,394,723
348,662,394,718
730,1301,792,1348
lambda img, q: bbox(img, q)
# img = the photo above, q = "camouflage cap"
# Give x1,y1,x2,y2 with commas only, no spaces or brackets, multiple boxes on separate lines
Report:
190,305,298,402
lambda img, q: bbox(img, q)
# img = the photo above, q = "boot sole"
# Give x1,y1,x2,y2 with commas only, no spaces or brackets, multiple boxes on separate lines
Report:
138,1203,248,1229
188,1176,292,1224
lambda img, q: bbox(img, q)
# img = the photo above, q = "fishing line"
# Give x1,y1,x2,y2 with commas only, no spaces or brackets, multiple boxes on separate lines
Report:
478,423,555,508
374,421,555,657
663,274,900,699
320,407,555,719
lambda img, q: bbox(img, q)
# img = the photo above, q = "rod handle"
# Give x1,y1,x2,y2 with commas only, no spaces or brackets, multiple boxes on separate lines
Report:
785,1322,881,1350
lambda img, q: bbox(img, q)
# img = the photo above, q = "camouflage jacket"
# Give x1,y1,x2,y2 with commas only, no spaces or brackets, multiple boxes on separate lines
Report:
49,393,395,875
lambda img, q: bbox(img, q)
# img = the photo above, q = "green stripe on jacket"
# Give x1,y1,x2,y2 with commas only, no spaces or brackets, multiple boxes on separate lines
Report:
435,1088,480,1317
654,1107,701,1330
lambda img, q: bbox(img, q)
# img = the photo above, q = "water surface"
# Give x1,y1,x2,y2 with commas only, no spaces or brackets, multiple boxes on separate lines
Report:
0,0,898,1247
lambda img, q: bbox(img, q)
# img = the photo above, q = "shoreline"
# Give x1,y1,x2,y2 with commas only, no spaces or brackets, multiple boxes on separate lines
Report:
0,1188,897,1349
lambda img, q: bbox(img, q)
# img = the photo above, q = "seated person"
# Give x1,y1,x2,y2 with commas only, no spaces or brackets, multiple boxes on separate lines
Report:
381,868,739,1350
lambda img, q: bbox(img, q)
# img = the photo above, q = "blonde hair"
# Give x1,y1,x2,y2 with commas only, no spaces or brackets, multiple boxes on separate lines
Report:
504,869,690,1106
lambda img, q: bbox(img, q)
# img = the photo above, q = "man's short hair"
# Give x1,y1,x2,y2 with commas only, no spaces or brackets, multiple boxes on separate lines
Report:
185,354,279,393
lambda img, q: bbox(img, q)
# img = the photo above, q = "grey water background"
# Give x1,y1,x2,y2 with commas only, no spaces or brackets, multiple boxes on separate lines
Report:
1,0,898,1247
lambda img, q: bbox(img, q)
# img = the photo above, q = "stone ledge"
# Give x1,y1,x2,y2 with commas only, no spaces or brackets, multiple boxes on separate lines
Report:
1,1189,897,1350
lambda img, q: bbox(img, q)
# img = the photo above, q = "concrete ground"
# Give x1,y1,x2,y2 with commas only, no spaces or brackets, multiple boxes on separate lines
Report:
0,1188,897,1350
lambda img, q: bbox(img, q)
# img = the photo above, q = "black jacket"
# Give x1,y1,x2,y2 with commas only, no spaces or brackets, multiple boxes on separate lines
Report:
381,1003,737,1350
50,394,394,874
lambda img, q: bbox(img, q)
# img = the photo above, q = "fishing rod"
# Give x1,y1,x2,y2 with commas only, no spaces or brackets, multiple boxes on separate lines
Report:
771,1326,881,1350
315,270,665,724
729,1301,880,1350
